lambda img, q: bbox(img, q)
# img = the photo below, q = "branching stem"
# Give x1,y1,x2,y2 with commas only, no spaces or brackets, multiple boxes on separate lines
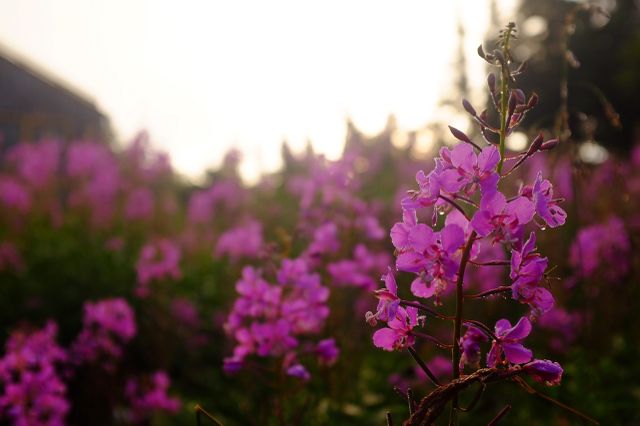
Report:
449,230,477,425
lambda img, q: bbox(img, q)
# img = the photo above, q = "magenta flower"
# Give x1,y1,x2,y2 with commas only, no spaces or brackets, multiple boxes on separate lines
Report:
569,217,631,281
135,239,182,296
69,298,136,367
315,338,340,365
435,143,500,196
401,170,440,211
0,177,31,212
390,208,418,251
487,317,533,367
372,307,422,351
6,138,61,189
305,222,340,257
125,187,155,220
459,326,488,369
125,371,180,423
471,191,534,243
395,223,464,300
366,267,400,326
521,172,567,228
510,232,554,316
523,359,563,386
215,220,264,260
286,364,311,381
224,257,332,379
327,244,389,290
0,322,69,426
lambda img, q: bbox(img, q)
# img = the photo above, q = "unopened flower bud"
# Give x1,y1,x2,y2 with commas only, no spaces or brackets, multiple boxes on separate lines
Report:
487,73,496,93
512,89,525,105
527,133,544,154
540,139,559,150
448,126,472,144
508,92,517,117
462,99,476,116
365,311,377,326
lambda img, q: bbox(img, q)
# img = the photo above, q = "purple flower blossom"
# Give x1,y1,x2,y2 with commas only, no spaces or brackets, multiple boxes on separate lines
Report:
224,258,332,378
6,139,61,189
170,298,200,329
487,317,533,367
523,359,563,386
537,308,581,353
135,239,182,297
305,222,340,257
69,298,136,367
0,322,69,426
372,307,422,351
366,267,400,326
526,172,567,228
459,326,488,369
315,338,339,366
435,143,500,196
286,364,311,381
569,217,631,281
215,220,263,260
125,187,155,220
395,222,464,301
0,177,31,212
125,371,181,423
327,244,390,290
510,232,554,316
471,191,534,243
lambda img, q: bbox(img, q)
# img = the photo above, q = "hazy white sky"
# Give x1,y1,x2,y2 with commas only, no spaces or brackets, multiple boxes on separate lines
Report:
0,0,515,182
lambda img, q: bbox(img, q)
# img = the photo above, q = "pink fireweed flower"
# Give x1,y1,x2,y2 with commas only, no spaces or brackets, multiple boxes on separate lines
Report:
125,187,154,220
170,298,200,329
537,308,581,353
286,364,311,381
372,306,423,351
569,217,631,281
395,222,464,301
487,317,533,367
510,232,554,317
125,371,180,423
365,267,400,326
0,177,31,212
520,172,567,228
471,191,534,244
390,208,418,251
69,298,136,367
6,139,61,189
0,322,69,426
434,143,500,196
400,170,439,211
523,359,563,386
305,222,340,257
187,189,215,224
215,220,263,260
135,239,182,297
315,338,339,366
459,325,488,370
327,244,390,290
224,259,332,379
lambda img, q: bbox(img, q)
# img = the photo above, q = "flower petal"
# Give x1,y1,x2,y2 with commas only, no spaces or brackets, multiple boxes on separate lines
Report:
503,343,533,364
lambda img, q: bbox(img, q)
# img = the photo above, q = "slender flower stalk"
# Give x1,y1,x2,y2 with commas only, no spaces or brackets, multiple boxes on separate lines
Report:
450,230,477,425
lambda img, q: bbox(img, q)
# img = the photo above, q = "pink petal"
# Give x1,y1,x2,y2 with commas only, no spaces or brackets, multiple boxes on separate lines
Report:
502,343,533,364
373,328,399,351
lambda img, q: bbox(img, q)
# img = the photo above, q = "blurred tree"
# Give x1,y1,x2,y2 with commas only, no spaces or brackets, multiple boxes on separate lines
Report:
487,0,640,153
